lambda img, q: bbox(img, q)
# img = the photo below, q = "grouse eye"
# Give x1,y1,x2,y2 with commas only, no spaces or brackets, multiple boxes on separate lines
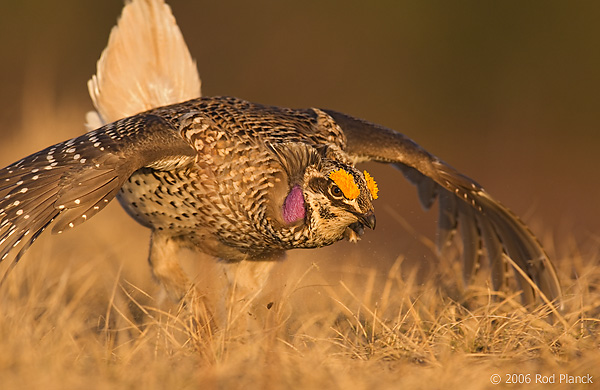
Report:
329,184,344,199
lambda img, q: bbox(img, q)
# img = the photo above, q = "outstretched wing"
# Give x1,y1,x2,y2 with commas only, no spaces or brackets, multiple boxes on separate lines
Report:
324,109,562,308
0,114,195,265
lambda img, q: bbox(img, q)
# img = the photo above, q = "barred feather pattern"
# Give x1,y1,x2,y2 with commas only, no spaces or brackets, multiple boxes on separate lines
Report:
0,113,192,263
0,96,562,308
1,97,351,265
117,98,353,259
324,109,562,308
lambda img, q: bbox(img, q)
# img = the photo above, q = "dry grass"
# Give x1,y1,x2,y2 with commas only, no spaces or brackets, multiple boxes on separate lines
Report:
0,215,598,389
1,96,599,390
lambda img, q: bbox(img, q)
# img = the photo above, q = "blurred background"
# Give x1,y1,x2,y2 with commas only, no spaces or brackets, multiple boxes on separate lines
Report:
0,1,598,293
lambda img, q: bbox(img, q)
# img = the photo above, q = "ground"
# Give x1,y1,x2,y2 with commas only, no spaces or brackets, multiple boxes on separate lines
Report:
0,3,599,388
0,202,598,389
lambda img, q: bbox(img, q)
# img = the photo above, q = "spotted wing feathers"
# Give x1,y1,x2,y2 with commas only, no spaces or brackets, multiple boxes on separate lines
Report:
0,114,194,264
324,109,562,308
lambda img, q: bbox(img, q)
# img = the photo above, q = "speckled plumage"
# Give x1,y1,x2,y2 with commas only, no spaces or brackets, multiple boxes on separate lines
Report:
116,97,374,261
0,96,376,262
0,95,561,307
0,0,562,311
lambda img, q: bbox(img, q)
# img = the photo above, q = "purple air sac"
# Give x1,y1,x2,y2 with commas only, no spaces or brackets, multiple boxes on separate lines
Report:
282,185,305,224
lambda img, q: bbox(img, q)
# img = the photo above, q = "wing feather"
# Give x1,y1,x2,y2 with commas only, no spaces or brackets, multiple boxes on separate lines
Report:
437,188,458,253
324,109,562,308
457,200,482,286
0,114,194,266
475,212,508,292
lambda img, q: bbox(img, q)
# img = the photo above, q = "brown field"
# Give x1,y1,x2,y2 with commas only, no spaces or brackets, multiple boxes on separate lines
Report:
1,2,599,389
0,96,598,390
0,194,598,389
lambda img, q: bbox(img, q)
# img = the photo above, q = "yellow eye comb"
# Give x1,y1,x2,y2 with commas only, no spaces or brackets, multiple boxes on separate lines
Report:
364,171,378,200
329,169,360,200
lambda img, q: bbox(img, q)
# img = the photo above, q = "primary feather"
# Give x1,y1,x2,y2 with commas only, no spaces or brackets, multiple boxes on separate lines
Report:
0,0,561,311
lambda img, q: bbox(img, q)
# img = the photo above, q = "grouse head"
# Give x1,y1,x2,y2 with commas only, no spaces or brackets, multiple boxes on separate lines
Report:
268,142,377,247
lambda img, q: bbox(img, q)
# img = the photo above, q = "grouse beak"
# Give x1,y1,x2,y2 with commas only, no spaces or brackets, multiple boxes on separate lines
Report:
359,210,376,230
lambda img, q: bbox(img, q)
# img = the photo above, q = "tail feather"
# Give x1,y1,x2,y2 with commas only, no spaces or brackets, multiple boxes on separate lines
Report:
87,0,201,126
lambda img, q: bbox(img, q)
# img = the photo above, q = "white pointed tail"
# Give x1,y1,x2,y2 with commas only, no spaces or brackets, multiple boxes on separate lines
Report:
87,0,201,128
